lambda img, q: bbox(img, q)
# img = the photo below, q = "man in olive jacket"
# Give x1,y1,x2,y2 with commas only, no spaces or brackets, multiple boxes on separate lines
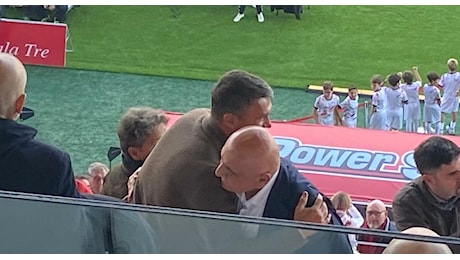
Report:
392,136,460,253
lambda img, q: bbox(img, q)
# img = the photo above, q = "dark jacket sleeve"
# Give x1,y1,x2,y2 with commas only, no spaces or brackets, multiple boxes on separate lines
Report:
57,152,80,198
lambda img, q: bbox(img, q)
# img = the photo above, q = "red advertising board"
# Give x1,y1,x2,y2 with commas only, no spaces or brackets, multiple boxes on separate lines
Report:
164,111,460,204
0,18,67,67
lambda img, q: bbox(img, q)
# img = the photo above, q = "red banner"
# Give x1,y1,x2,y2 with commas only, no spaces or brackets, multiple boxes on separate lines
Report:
0,18,67,67
164,111,460,204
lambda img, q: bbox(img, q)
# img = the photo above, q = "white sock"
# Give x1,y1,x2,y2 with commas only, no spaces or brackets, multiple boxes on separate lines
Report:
441,122,445,133
435,122,442,135
451,121,456,129
426,122,432,134
406,119,412,132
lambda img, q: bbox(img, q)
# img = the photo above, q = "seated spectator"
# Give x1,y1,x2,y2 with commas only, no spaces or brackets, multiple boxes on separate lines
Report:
357,199,398,254
0,53,79,198
88,162,109,194
392,136,460,253
75,175,93,194
102,107,168,200
383,227,452,254
215,125,353,253
331,191,364,251
23,5,68,23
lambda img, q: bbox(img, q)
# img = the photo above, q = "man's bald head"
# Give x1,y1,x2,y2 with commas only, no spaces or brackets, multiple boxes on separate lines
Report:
365,199,388,229
215,126,280,196
383,227,452,254
0,53,27,120
225,125,279,163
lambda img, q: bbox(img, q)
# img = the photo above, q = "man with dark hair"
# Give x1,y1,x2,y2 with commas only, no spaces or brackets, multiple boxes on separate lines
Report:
0,52,79,198
392,136,460,253
133,69,273,213
102,107,168,200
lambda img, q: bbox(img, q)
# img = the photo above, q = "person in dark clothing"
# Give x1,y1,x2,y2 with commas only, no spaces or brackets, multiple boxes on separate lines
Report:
0,52,79,198
102,107,168,200
215,126,353,253
23,5,68,23
392,136,460,253
0,5,6,18
233,5,264,23
357,199,399,254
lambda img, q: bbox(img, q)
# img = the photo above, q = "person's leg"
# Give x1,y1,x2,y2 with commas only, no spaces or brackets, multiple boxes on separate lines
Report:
233,5,246,22
23,5,48,21
256,5,264,22
0,5,5,18
53,5,68,22
238,5,246,14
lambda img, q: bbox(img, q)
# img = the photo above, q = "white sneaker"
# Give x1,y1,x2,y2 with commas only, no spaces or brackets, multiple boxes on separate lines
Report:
257,13,264,23
233,13,244,22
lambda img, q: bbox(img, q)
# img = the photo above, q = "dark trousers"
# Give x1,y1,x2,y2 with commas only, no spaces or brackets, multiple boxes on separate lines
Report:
238,5,262,14
23,5,68,22
0,5,5,18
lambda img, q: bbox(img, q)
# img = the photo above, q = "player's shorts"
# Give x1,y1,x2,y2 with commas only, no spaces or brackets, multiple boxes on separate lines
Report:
441,96,459,113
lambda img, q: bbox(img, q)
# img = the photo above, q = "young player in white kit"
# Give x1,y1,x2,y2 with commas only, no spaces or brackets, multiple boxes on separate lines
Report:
386,73,409,131
423,72,442,135
313,81,341,126
439,58,460,135
338,86,359,128
369,75,388,130
401,67,423,133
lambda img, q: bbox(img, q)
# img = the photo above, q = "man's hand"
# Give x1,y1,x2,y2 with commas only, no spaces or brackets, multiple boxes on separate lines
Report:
294,191,331,224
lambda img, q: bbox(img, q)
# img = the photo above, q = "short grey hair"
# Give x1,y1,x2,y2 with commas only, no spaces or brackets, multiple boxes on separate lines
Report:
88,162,109,176
117,107,169,153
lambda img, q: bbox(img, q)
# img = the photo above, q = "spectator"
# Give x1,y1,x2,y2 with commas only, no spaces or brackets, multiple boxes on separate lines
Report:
215,125,353,253
331,191,364,251
134,69,273,213
88,162,109,194
439,58,460,135
233,5,264,23
23,5,68,23
102,107,168,200
357,199,398,254
383,227,452,254
0,53,79,198
392,136,460,253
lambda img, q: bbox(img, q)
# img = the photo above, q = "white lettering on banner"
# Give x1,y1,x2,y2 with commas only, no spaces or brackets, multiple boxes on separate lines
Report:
274,136,419,180
24,43,50,58
0,41,19,56
0,42,50,58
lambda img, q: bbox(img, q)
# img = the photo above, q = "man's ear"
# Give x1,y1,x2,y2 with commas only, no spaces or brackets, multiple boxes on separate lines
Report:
14,93,26,115
422,174,433,185
127,146,142,161
256,173,272,189
222,113,237,129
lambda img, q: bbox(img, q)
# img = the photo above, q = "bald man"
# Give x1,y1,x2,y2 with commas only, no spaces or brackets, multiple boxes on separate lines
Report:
357,199,398,254
215,126,353,253
383,227,452,254
0,53,79,197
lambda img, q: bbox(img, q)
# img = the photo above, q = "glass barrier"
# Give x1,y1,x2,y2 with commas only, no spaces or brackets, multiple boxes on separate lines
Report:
0,190,459,254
